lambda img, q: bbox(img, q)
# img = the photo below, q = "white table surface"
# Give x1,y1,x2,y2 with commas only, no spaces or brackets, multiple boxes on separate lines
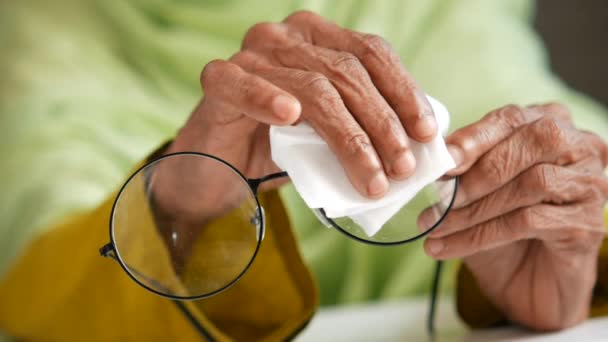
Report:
296,297,608,341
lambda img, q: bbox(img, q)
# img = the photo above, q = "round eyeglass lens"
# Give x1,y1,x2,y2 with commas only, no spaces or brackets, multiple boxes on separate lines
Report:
111,153,262,299
322,178,457,245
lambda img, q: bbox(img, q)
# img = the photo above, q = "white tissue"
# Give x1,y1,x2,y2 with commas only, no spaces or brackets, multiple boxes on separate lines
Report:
270,95,455,237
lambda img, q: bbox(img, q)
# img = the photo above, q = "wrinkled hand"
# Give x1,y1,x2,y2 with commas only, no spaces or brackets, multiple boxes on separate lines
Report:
151,11,435,266
168,10,437,202
419,103,608,331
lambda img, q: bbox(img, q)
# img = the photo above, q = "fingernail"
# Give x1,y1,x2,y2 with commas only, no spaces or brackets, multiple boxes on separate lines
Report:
447,144,464,168
415,115,437,139
392,150,416,177
272,95,300,121
367,172,389,197
426,239,444,255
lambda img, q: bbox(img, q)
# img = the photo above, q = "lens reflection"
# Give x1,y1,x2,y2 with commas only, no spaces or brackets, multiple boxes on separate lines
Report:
111,153,261,299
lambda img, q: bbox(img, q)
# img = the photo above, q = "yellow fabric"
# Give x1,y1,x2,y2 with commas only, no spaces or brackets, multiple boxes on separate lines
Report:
0,174,317,341
457,208,608,328
112,170,188,297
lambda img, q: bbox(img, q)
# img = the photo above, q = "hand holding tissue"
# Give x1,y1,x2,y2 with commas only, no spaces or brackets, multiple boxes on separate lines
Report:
270,96,455,237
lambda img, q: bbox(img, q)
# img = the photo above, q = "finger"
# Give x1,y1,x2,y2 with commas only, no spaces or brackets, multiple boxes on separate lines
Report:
252,65,390,198
420,164,608,238
200,59,301,125
424,203,604,260
241,22,290,50
283,11,437,142
273,42,416,179
580,131,608,167
569,154,608,176
527,102,573,122
445,103,572,176
237,50,393,197
453,116,597,208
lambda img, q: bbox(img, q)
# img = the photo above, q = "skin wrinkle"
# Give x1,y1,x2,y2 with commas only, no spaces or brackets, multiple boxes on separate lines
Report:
355,34,390,66
445,103,570,177
273,37,413,182
424,164,603,241
287,11,437,142
498,105,527,129
456,114,594,210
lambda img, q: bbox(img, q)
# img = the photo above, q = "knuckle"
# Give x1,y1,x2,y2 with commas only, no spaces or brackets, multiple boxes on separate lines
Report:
328,52,363,75
542,102,572,121
298,71,338,98
356,33,393,62
342,132,374,159
230,51,266,72
284,10,319,24
200,59,230,89
360,34,389,53
243,22,280,48
296,71,345,112
323,52,370,94
491,104,526,129
536,116,567,144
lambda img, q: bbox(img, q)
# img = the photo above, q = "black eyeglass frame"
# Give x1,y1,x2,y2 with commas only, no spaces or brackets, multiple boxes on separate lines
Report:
99,151,457,336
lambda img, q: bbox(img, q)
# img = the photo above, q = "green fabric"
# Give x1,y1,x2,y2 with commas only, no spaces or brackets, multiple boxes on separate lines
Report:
1,0,607,313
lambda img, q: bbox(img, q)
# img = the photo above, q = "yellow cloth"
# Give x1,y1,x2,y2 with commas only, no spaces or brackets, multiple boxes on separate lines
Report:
0,179,317,341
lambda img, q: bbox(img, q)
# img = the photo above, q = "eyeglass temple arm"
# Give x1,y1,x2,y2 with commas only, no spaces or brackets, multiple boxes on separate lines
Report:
427,260,443,338
248,171,289,193
100,243,117,260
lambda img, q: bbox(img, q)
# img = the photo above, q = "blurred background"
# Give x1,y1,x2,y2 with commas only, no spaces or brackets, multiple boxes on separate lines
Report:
0,1,606,338
535,0,608,106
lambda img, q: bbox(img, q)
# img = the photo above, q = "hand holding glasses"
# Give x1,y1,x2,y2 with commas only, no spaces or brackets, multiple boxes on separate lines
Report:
99,151,457,304
96,10,464,337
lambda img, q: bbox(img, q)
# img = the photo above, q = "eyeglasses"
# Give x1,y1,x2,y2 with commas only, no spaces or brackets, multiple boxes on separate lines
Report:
99,151,457,337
